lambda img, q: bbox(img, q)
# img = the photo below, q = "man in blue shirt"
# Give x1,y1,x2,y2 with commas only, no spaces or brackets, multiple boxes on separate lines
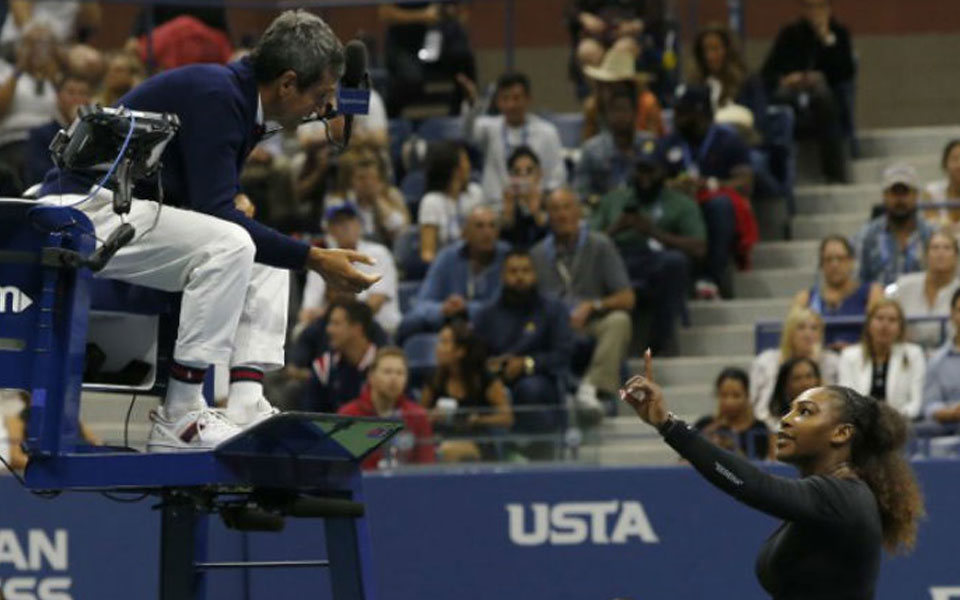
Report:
36,11,380,452
657,85,751,298
474,249,573,442
922,287,960,431
397,205,510,342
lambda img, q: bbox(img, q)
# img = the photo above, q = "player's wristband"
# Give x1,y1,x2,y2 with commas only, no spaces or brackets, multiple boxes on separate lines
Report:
657,413,680,436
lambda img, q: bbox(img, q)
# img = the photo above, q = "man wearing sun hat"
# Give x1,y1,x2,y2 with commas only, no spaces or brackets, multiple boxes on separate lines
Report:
581,47,663,140
855,163,935,286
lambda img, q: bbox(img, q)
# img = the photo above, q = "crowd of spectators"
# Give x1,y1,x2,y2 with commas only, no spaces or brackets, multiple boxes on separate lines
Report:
5,0,960,469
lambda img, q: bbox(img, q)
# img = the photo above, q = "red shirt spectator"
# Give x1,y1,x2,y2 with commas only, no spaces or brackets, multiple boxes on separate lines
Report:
338,348,436,470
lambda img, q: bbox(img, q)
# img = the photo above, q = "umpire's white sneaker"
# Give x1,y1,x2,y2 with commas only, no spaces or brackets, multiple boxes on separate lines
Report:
147,406,241,452
222,398,280,429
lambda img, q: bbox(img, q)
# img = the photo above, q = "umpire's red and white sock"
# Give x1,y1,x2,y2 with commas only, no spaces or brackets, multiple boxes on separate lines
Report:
165,360,208,418
225,365,269,422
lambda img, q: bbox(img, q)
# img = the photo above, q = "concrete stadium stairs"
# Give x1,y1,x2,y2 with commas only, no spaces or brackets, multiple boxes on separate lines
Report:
589,125,960,465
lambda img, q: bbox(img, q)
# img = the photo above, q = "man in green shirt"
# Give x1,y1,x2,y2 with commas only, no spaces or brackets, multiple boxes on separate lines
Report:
589,147,706,353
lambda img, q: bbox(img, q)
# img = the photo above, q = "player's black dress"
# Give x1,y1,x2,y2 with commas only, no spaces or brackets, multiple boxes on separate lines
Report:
660,419,882,599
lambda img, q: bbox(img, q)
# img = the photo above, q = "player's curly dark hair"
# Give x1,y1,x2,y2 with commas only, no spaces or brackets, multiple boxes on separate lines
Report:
825,386,925,553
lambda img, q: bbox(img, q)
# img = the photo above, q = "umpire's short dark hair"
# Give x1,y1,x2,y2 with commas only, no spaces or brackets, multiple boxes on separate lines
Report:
496,71,531,95
250,10,345,90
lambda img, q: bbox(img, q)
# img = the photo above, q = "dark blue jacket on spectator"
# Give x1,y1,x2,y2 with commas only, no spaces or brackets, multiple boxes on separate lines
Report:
657,124,751,180
37,58,310,270
474,292,573,380
26,120,61,188
289,316,389,369
398,240,511,339
304,343,378,414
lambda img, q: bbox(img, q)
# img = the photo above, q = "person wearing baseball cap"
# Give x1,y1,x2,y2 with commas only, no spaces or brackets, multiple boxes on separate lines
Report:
854,162,935,286
301,202,401,336
588,138,707,354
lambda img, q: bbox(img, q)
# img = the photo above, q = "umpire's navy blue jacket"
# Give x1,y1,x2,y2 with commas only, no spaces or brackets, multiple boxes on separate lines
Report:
39,59,310,270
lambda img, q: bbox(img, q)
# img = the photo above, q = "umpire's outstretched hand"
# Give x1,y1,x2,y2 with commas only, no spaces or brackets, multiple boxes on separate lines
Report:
307,247,381,294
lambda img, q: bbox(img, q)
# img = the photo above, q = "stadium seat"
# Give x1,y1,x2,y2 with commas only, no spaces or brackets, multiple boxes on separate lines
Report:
416,116,464,142
544,112,584,149
388,118,414,172
399,169,425,215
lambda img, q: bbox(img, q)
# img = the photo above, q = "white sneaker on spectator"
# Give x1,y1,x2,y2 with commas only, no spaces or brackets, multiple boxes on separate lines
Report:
147,406,241,453
574,381,604,423
695,279,720,301
222,398,280,429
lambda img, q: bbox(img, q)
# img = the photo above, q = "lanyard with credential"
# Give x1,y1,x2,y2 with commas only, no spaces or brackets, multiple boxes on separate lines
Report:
879,227,920,278
466,269,476,300
680,125,719,177
547,227,587,298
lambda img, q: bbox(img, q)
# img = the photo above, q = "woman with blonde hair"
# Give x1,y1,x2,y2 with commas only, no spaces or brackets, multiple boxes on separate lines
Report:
751,306,839,427
327,148,409,246
887,229,960,349
839,298,925,419
95,51,145,107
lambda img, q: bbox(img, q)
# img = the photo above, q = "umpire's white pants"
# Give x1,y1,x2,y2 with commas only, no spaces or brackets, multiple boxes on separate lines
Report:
41,190,289,371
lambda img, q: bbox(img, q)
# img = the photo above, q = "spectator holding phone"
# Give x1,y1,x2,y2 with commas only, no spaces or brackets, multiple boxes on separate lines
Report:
501,146,549,247
590,143,706,354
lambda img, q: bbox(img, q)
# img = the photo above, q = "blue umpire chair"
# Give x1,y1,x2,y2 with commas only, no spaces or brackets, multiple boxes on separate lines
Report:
0,197,401,600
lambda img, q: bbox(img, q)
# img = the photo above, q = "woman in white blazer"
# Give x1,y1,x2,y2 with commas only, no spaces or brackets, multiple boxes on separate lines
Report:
838,298,925,419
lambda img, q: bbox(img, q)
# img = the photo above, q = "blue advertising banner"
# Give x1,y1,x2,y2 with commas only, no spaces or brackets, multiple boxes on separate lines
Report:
1,460,959,600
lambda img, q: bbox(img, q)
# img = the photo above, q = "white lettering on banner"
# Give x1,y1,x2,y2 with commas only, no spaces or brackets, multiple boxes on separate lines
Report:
931,587,960,600
506,501,659,546
0,530,28,570
0,286,33,314
0,530,72,600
